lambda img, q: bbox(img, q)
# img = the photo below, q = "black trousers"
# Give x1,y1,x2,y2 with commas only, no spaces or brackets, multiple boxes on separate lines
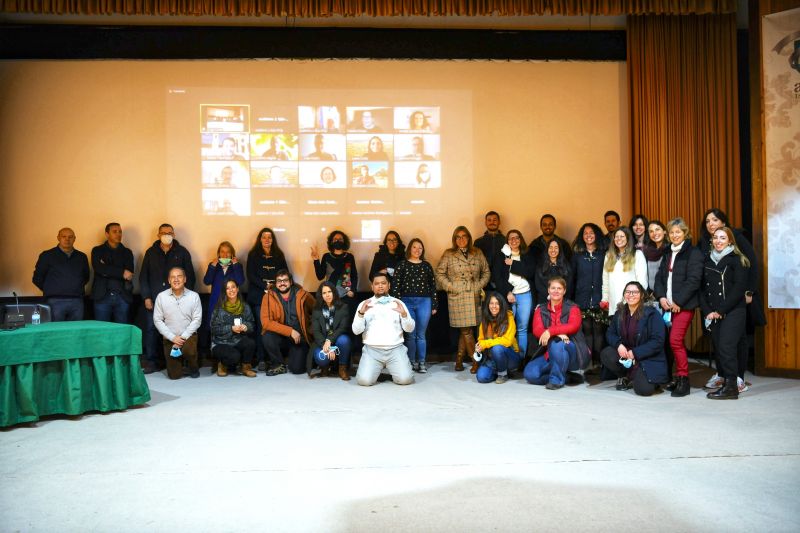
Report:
600,346,657,396
212,336,256,367
262,332,308,374
710,307,745,381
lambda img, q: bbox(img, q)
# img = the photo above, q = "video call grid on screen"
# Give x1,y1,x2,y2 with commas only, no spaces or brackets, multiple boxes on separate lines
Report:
199,104,442,217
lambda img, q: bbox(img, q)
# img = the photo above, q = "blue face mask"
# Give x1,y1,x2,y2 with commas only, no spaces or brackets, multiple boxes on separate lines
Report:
376,296,391,305
619,358,633,369
170,347,182,358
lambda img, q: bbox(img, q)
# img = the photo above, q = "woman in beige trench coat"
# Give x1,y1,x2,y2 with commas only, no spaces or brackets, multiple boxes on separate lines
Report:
436,226,491,372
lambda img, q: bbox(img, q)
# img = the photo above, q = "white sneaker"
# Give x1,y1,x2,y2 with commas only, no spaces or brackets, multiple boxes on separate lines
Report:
418,362,427,373
737,376,750,393
704,373,724,389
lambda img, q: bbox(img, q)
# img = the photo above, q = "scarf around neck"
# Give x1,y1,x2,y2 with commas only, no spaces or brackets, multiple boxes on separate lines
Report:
710,245,734,265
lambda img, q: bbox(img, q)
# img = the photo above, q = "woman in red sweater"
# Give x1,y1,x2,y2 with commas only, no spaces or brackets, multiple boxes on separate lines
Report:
523,277,590,389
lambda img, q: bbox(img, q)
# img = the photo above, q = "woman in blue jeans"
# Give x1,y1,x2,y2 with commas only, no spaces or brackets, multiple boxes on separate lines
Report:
491,229,535,356
475,292,521,384
393,238,437,373
525,277,590,389
307,281,352,380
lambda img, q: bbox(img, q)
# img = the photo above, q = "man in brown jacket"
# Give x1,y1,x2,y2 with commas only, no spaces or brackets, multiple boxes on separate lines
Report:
261,269,315,375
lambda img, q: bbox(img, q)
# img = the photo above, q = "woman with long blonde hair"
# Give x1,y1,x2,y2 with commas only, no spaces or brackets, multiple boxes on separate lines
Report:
600,226,648,316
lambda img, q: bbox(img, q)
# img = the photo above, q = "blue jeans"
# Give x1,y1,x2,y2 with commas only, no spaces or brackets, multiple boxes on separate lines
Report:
93,293,130,323
315,334,352,367
524,340,577,386
510,291,532,355
47,297,84,321
403,296,432,364
476,345,522,383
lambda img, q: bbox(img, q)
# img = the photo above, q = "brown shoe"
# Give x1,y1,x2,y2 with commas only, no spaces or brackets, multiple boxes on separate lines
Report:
241,363,256,378
339,366,351,381
470,359,479,374
320,366,331,378
217,362,228,377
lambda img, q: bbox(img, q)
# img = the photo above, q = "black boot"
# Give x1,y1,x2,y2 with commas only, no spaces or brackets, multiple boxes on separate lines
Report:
665,377,677,392
707,378,739,400
671,376,690,397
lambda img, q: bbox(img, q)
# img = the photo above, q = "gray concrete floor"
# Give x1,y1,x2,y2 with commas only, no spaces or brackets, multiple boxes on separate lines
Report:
2,363,799,532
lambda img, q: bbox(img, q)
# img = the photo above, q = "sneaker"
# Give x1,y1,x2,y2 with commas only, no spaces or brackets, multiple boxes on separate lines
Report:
615,377,632,391
545,382,563,390
495,374,508,384
704,373,724,390
418,362,427,374
265,364,287,377
412,362,420,372
737,377,750,393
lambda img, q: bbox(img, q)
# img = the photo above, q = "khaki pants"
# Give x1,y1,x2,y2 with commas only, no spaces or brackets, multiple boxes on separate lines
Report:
162,334,199,379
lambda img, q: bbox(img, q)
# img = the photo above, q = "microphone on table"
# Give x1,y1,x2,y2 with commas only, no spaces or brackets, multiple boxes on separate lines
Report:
4,291,25,329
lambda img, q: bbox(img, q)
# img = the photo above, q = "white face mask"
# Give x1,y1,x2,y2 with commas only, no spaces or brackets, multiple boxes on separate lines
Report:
160,235,174,246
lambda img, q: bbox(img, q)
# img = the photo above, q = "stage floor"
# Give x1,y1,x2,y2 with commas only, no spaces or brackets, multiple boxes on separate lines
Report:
2,362,799,532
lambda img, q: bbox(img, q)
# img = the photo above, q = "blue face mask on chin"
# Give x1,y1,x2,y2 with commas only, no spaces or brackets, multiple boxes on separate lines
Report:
376,296,391,305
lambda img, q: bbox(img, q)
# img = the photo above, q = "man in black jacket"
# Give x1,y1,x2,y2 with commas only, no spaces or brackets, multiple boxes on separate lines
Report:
139,223,195,373
474,210,505,290
32,227,90,321
91,222,135,323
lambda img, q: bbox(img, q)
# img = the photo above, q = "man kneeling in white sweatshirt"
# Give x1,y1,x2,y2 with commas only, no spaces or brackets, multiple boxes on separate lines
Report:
352,273,416,386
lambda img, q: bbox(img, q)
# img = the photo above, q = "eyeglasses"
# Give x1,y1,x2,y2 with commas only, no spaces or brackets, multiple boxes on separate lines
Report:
386,238,398,243
455,234,468,240
624,290,641,295
508,236,521,241
275,278,291,284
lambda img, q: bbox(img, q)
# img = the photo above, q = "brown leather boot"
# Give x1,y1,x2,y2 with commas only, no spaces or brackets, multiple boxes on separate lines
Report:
464,331,478,373
455,333,465,371
217,362,227,377
241,363,256,378
338,365,351,381
320,366,331,377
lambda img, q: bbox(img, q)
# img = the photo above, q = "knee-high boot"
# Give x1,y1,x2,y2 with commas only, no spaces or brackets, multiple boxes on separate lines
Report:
463,329,478,374
455,330,466,371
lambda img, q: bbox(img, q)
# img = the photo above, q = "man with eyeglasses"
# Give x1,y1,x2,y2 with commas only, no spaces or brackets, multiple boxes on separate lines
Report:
140,223,195,374
260,269,315,376
153,267,202,379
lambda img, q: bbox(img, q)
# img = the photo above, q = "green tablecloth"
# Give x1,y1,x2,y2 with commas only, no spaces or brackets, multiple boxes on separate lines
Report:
0,321,151,427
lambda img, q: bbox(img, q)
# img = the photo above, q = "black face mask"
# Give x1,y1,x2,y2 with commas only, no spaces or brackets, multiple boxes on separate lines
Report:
331,241,346,251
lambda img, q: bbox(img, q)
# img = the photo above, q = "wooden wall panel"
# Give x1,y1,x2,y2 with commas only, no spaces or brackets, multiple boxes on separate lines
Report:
750,0,800,378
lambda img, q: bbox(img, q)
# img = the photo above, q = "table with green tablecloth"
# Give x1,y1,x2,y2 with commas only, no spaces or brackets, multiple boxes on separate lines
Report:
0,320,151,427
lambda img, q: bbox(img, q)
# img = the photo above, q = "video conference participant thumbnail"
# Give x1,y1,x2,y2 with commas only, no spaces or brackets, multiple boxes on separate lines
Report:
201,104,250,133
251,162,298,188
201,161,249,189
348,134,393,161
201,133,250,161
299,133,345,161
298,105,345,133
299,162,347,189
394,107,440,133
394,161,441,188
351,162,390,188
202,189,251,216
250,134,298,161
346,107,392,133
395,134,439,161
249,104,298,133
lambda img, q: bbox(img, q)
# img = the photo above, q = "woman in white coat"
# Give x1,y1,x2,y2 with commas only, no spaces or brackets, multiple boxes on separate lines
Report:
601,226,648,316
